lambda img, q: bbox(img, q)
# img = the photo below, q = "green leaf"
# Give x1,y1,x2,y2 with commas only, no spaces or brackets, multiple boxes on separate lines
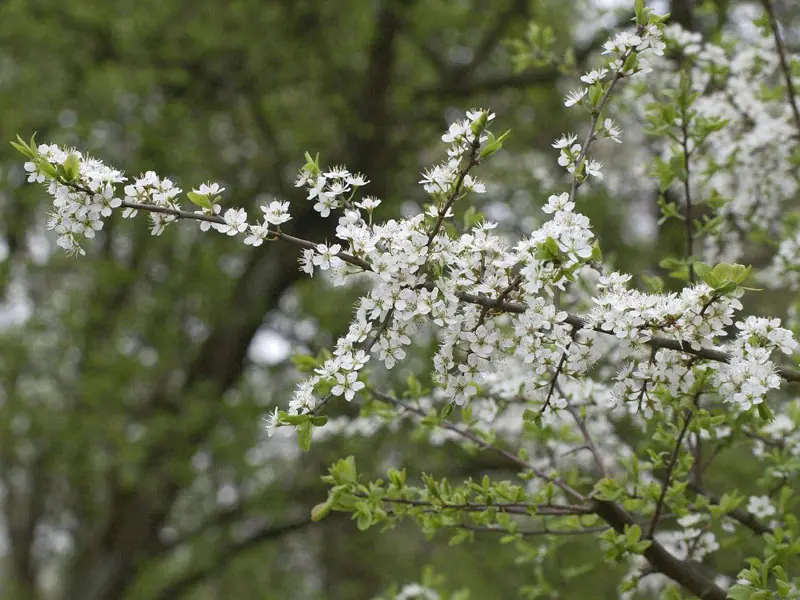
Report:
448,528,472,546
478,132,501,159
634,0,645,23
694,261,752,292
296,422,313,452
302,151,320,175
756,403,774,422
622,53,638,73
440,401,455,420
61,153,80,182
10,133,38,159
311,500,333,521
641,274,664,293
469,110,489,136
536,236,561,262
590,240,603,262
407,372,423,398
291,354,319,373
588,83,603,106
356,512,371,531
387,467,406,487
726,585,753,600
187,191,213,210
10,134,36,159
10,140,29,157
625,524,642,546
592,477,622,501
713,262,751,285
338,455,357,483
35,159,58,179
279,412,311,426
693,261,712,281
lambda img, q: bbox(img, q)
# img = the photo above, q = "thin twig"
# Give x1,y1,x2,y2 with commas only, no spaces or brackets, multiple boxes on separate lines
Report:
369,388,586,502
119,200,374,269
473,273,522,330
426,136,482,247
569,69,624,201
365,308,395,354
761,0,800,135
648,409,693,538
374,495,591,516
540,326,577,416
688,483,776,539
457,523,609,537
563,399,609,477
680,89,695,283
566,27,646,204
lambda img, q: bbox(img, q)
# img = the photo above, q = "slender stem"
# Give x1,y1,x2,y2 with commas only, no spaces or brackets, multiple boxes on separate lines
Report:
373,495,591,516
761,0,800,135
567,28,645,204
119,200,374,269
456,523,610,537
426,135,482,247
473,273,521,330
563,398,609,478
690,393,703,487
648,409,693,538
687,483,776,538
540,326,577,415
569,70,624,202
680,102,695,283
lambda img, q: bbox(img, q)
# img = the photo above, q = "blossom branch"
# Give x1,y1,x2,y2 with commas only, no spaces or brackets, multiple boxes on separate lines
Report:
120,195,800,385
426,134,482,247
450,288,800,383
540,326,577,415
119,200,372,270
569,69,624,201
76,198,800,387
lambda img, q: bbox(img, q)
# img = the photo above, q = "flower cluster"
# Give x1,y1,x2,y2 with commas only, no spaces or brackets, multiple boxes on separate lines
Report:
420,110,492,195
27,144,125,255
712,317,797,410
123,171,182,235
765,228,800,290
618,22,800,265
294,161,370,218
554,21,664,185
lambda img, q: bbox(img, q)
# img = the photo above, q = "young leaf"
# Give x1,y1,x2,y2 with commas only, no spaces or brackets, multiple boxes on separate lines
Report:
187,191,213,210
